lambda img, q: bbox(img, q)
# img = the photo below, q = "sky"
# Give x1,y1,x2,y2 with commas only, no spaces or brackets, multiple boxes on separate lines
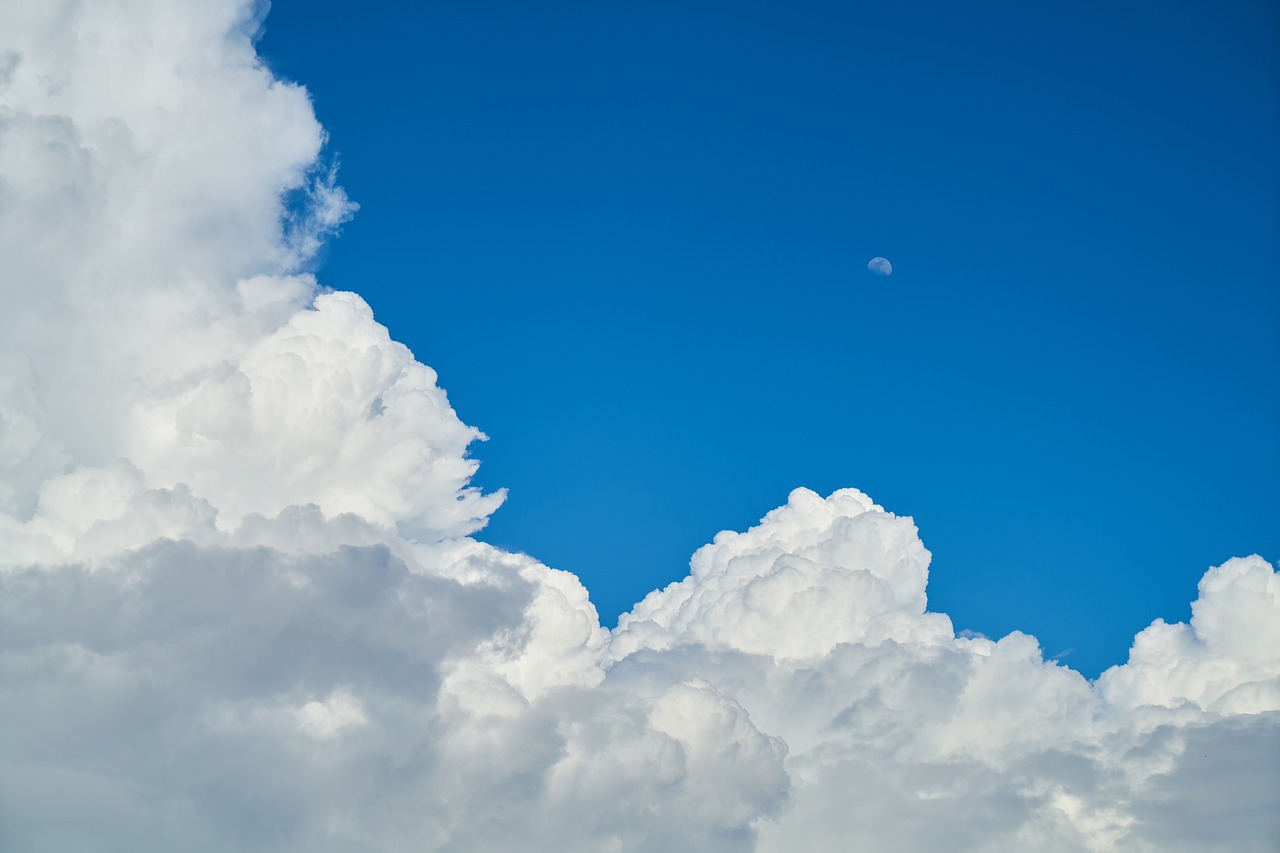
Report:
1,1,1278,850
256,0,1280,677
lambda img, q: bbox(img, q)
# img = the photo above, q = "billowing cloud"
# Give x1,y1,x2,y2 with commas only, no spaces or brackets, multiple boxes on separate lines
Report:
0,0,500,563
1,2,1277,851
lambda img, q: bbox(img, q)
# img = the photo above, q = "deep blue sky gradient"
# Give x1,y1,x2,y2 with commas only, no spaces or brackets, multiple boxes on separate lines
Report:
259,0,1279,677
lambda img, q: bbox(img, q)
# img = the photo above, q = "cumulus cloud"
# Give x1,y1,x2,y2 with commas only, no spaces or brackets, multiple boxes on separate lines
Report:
1098,556,1280,716
1,2,1277,851
0,0,499,562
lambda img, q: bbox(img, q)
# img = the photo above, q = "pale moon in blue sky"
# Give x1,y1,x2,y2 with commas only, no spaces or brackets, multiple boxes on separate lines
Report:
867,257,893,276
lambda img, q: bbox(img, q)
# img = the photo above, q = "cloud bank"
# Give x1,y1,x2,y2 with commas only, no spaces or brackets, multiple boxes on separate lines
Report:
1,2,1277,851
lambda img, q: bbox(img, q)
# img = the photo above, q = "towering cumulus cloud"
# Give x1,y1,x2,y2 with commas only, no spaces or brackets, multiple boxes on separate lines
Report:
1,2,1277,850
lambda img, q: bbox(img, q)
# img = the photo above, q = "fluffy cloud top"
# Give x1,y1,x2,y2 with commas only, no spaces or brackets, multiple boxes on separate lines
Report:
1,2,1277,851
0,0,500,562
613,487,950,660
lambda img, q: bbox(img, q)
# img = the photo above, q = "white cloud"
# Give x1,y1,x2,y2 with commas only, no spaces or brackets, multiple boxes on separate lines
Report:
1097,555,1280,715
1,2,1277,851
611,487,951,661
0,0,499,562
295,689,369,740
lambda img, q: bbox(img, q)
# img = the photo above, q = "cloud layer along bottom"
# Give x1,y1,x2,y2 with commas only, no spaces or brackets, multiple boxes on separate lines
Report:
1,2,1277,850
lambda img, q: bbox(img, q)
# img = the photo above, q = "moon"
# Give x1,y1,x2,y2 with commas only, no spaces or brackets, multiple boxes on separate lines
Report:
867,257,893,276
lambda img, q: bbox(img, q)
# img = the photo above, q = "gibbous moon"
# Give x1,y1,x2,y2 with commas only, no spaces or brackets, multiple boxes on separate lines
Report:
867,257,893,276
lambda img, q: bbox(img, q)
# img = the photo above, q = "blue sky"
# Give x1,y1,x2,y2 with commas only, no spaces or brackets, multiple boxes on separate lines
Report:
258,0,1278,678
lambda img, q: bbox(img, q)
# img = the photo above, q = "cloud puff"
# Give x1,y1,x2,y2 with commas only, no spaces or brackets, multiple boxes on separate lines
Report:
1097,555,1280,715
0,0,500,563
1,2,1277,851
612,487,950,661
